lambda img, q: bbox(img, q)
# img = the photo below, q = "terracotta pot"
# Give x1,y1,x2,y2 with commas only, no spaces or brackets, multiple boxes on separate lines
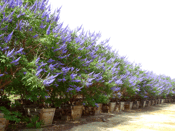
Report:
157,99,161,104
154,100,158,105
119,102,125,111
23,105,40,116
140,101,146,108
124,102,133,110
146,101,151,107
170,99,173,102
102,104,109,113
162,99,164,103
132,101,140,109
39,108,56,127
54,108,62,119
94,103,102,115
151,100,155,106
109,102,116,113
0,113,9,131
114,104,120,113
71,105,83,120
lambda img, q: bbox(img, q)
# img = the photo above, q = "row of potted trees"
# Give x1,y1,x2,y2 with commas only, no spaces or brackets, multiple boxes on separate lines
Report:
1,0,175,130
1,96,173,130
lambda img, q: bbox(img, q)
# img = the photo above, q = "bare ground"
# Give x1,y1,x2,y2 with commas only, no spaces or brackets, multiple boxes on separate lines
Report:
8,102,175,131
42,102,175,131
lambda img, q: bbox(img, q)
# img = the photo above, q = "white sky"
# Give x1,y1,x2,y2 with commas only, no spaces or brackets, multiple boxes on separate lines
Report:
48,0,175,79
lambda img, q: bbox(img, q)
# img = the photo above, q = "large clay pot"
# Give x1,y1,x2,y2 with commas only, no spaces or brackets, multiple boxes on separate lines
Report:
39,108,56,127
95,103,102,115
154,100,158,105
119,102,125,111
140,101,146,108
71,105,83,120
124,102,133,110
109,102,116,113
0,113,9,131
146,100,151,107
157,99,160,104
162,99,164,103
151,100,155,106
132,101,140,109
170,99,173,102
102,104,110,113
114,104,120,113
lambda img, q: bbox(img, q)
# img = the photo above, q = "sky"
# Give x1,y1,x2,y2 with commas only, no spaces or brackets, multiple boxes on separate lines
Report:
48,0,175,79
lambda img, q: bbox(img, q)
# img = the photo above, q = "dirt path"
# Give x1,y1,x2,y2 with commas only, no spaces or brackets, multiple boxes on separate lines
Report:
55,103,175,131
18,102,175,131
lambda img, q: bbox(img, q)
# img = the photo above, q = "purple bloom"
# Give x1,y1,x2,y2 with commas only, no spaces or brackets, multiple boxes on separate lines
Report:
115,79,123,85
46,25,51,35
86,82,93,87
70,73,77,79
78,47,84,50
29,1,37,10
76,87,83,92
29,28,32,31
15,47,24,54
5,30,14,43
41,67,47,72
67,87,73,92
57,79,62,82
46,15,50,22
24,2,28,9
33,34,38,38
76,68,80,72
0,34,4,37
108,79,113,83
0,74,4,77
40,23,46,29
49,64,57,71
35,57,40,64
47,59,55,63
6,48,15,57
54,83,59,87
71,79,81,83
35,69,43,76
43,79,55,86
78,56,82,59
62,77,66,82
11,57,21,64
23,72,26,75
70,67,74,72
96,76,103,82
88,71,94,76
95,103,99,107
87,78,95,83
111,87,120,92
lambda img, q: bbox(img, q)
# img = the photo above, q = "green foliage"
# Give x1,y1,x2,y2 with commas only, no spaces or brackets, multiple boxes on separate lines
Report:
0,106,22,123
24,115,44,128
